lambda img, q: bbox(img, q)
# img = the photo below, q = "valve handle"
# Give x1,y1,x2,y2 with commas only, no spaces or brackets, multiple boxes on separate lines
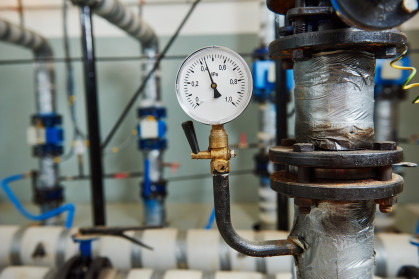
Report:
182,121,200,154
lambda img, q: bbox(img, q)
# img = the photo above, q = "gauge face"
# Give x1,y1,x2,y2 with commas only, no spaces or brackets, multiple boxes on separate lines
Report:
176,46,253,125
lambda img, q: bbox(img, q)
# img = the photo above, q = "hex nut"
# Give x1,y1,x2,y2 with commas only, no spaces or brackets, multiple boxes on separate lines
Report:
293,143,315,152
373,141,396,151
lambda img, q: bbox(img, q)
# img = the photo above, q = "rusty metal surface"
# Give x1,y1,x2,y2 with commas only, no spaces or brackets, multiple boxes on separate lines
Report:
286,6,332,21
288,166,375,180
269,28,407,60
270,170,403,200
213,173,303,257
269,145,403,168
266,0,294,14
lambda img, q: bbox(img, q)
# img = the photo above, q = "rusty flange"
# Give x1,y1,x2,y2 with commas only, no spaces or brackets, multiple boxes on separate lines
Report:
269,28,407,60
271,170,403,201
269,145,403,169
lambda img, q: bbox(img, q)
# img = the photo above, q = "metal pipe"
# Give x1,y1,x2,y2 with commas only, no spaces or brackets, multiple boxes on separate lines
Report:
290,200,376,278
0,19,61,223
143,150,165,226
79,5,106,226
71,0,162,226
70,0,160,105
293,50,376,150
274,15,289,231
213,174,303,257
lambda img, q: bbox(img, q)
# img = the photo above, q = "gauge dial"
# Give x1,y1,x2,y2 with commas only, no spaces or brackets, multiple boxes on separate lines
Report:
176,46,253,125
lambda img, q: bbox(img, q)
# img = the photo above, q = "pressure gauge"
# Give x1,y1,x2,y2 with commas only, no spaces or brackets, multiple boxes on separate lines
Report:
176,46,253,125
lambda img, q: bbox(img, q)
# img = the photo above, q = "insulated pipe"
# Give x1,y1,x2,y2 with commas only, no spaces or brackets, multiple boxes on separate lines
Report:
0,267,296,279
0,226,415,277
290,50,378,277
213,174,303,257
71,0,157,48
293,50,376,151
0,19,60,224
71,0,163,226
290,201,376,277
70,0,159,105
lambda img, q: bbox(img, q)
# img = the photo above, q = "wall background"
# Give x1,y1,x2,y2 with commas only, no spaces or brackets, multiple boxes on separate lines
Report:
0,0,418,212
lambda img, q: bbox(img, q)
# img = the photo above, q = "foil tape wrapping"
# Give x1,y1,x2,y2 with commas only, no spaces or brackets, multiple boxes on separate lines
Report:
291,200,376,278
294,50,376,150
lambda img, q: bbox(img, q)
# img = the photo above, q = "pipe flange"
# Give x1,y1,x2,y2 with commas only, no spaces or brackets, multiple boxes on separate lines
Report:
269,145,403,169
266,0,294,14
270,170,403,201
269,28,407,60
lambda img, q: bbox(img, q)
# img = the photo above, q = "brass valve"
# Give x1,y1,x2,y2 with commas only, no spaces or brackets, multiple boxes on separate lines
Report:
182,121,236,174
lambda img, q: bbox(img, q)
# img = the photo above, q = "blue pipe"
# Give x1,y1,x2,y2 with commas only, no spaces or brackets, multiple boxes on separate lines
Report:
205,207,215,230
1,173,75,229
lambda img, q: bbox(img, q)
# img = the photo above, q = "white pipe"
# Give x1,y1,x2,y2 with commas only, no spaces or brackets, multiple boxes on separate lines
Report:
0,267,387,279
0,267,51,279
0,19,55,114
0,19,60,223
0,226,414,277
71,0,156,48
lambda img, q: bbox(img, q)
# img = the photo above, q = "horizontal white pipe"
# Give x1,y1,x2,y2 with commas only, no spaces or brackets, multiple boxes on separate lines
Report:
0,226,416,277
0,267,387,279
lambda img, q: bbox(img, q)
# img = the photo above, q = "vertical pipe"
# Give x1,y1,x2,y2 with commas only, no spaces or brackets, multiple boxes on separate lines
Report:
274,15,289,231
0,19,63,224
79,5,106,226
140,43,166,225
291,201,376,278
375,98,399,142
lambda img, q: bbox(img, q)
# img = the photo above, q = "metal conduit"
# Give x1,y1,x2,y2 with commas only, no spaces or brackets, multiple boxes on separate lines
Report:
0,19,60,223
213,174,303,257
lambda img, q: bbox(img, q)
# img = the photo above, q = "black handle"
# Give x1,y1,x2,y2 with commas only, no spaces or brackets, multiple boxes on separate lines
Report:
182,121,200,154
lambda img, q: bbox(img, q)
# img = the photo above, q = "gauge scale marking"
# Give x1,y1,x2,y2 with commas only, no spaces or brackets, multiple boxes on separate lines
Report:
176,46,253,125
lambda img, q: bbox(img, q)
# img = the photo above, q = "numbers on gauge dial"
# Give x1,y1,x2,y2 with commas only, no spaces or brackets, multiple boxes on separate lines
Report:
179,53,249,124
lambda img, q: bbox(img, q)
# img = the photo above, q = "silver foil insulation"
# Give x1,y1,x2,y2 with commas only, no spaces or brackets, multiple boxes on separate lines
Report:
293,50,376,150
291,200,376,278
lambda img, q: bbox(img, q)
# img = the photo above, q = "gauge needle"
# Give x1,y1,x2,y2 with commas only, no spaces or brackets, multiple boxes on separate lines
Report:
204,59,222,99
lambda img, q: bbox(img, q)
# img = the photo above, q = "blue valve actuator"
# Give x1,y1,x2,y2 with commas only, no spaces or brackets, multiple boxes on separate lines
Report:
252,61,295,101
137,107,167,151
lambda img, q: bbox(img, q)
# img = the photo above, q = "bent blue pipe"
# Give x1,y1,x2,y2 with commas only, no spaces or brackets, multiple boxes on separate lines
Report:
1,174,75,229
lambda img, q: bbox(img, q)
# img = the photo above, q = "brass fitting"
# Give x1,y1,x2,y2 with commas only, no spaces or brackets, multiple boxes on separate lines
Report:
191,125,236,174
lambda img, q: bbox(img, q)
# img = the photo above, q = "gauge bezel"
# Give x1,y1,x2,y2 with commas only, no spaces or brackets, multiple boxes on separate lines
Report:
175,46,253,125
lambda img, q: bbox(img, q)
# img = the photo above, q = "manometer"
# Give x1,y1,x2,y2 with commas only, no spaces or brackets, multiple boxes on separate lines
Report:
176,46,253,125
